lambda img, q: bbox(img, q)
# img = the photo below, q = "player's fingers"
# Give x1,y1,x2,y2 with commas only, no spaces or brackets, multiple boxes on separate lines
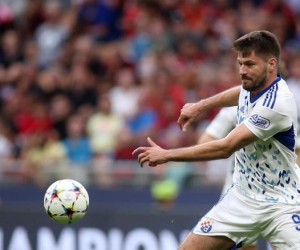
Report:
177,116,184,129
182,120,192,131
177,116,188,130
147,137,157,147
132,147,147,155
139,154,149,168
177,121,182,130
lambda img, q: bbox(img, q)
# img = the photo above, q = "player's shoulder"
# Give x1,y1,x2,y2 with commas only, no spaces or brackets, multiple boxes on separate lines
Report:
277,77,293,94
258,78,293,110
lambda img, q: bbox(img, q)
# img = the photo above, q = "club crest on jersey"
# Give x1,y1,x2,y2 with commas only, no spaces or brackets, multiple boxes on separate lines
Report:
249,114,270,129
200,218,213,233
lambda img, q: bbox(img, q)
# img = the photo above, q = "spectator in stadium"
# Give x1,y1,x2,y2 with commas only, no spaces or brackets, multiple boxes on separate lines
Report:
49,94,73,140
22,129,67,185
62,113,92,185
77,0,123,43
35,1,74,69
0,116,15,161
109,67,140,120
86,93,125,158
63,114,92,165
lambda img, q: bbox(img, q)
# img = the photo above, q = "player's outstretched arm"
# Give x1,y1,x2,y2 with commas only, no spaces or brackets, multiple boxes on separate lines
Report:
133,124,257,168
178,86,240,131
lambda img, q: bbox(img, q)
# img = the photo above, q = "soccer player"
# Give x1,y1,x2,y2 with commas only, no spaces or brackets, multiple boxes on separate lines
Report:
133,30,300,249
199,106,274,250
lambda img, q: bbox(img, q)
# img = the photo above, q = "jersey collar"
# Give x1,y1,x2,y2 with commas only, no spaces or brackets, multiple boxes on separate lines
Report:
250,75,281,103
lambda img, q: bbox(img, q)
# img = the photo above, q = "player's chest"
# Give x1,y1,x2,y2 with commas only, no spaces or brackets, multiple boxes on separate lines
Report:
237,96,256,124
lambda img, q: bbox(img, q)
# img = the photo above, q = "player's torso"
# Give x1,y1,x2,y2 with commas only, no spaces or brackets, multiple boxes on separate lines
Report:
234,78,300,204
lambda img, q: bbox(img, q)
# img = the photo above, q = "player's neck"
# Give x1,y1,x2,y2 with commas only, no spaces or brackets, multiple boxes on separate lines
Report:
251,74,279,98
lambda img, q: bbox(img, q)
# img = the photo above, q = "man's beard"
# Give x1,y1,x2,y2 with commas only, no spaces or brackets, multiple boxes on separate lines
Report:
242,72,267,92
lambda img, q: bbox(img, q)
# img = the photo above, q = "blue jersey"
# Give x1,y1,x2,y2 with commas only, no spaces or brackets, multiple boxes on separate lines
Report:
234,76,300,204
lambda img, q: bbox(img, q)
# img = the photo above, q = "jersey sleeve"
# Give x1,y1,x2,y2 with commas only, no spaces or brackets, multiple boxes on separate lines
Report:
206,107,237,139
244,105,292,141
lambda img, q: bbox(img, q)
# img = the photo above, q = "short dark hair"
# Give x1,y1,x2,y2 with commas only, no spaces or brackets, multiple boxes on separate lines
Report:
233,31,281,61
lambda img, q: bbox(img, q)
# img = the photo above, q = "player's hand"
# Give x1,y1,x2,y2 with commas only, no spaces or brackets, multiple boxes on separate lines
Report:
132,137,168,168
178,102,200,131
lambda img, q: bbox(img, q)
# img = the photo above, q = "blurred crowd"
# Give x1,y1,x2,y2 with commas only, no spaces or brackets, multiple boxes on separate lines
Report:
0,0,300,187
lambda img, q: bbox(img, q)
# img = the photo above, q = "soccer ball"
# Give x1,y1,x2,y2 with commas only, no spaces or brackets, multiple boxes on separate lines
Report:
44,179,89,224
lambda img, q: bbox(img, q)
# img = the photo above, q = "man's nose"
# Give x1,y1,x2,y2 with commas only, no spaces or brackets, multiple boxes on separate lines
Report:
239,65,247,75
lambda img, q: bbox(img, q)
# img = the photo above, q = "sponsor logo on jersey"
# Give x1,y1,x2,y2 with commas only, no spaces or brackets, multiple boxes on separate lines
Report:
249,114,270,129
200,218,213,233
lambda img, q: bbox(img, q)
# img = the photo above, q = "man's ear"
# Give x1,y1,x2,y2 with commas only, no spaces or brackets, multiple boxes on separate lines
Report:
268,58,277,72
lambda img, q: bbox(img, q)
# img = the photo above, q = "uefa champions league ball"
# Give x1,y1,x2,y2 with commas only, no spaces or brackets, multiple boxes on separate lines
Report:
44,179,89,224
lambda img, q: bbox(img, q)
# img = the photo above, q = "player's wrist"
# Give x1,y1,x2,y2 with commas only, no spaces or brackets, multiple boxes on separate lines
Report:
164,150,174,162
195,99,210,115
